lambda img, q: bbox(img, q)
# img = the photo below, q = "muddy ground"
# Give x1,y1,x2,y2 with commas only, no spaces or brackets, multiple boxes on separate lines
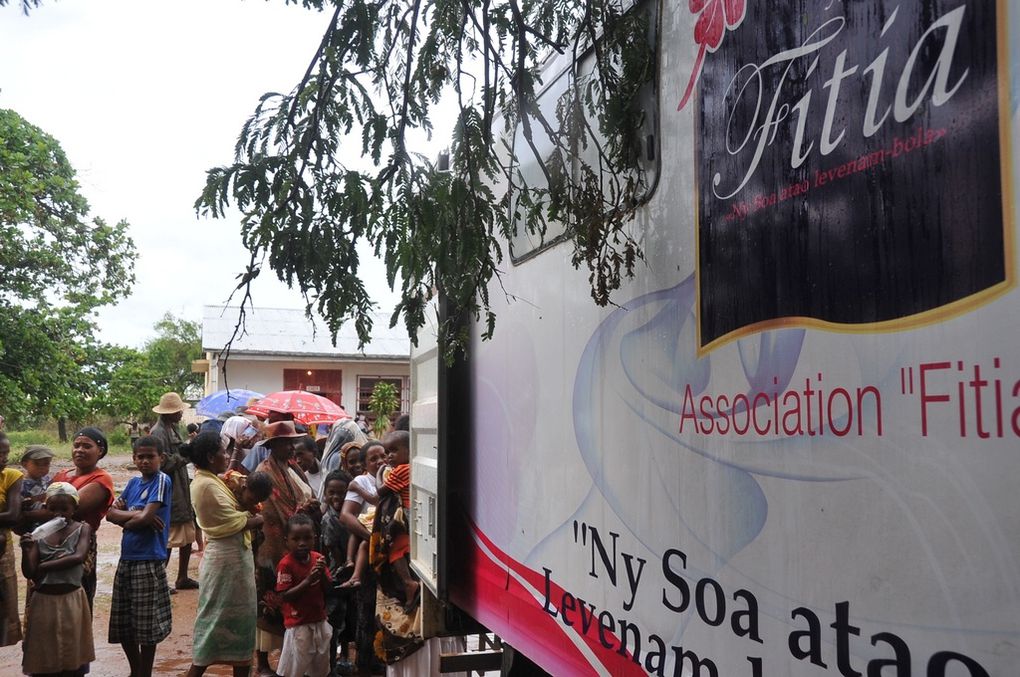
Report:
0,454,277,676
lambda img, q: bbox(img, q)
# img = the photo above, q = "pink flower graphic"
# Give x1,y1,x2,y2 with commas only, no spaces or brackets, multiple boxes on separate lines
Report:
678,0,746,110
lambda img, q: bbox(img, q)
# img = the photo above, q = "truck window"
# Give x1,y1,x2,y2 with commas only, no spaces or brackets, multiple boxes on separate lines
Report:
509,0,660,263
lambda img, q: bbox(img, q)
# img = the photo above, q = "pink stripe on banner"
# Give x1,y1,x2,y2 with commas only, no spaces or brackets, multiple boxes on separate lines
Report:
450,514,646,677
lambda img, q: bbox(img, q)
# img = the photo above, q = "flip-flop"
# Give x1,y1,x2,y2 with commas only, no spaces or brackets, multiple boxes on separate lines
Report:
176,578,200,590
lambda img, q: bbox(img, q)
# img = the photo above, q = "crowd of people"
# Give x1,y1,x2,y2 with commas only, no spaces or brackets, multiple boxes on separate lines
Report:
0,391,421,677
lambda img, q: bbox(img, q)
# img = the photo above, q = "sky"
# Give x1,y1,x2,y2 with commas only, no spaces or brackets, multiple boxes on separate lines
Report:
0,0,409,348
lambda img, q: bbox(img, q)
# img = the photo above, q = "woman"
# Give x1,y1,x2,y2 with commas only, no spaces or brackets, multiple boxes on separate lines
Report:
184,431,263,677
370,433,422,665
321,419,368,476
339,440,389,675
253,420,316,677
0,432,24,646
50,427,115,610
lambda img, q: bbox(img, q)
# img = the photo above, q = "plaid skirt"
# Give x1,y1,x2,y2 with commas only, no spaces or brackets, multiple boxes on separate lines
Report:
108,560,173,645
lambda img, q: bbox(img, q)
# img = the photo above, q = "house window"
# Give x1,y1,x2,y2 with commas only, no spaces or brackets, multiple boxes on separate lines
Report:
357,376,408,421
283,368,343,407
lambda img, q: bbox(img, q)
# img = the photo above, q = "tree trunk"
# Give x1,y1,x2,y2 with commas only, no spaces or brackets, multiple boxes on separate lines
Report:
58,417,67,443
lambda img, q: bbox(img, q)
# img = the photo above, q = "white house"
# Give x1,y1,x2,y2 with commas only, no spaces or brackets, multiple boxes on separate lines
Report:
197,305,410,419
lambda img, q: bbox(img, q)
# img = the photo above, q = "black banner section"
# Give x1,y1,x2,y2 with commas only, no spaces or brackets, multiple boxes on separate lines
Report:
695,0,1009,350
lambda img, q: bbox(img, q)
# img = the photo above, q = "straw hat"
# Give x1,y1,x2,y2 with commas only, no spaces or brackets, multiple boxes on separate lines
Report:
152,392,191,415
263,420,306,443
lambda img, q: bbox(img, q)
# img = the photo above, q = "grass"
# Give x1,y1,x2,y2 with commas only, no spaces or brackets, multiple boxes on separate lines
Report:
4,428,133,460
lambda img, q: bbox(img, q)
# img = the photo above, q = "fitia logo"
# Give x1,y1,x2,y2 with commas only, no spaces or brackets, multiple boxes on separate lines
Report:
692,0,1013,352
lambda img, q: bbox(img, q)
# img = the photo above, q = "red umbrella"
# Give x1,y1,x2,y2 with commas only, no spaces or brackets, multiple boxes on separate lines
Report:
247,390,349,426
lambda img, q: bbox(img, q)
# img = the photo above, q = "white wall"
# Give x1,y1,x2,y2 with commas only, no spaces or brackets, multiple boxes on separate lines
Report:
205,353,409,415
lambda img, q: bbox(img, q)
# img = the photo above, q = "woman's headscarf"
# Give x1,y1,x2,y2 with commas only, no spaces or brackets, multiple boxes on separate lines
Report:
220,416,252,443
339,441,362,468
73,427,108,458
321,419,368,474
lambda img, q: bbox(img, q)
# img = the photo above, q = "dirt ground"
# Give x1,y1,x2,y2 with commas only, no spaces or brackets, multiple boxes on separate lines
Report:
0,454,276,676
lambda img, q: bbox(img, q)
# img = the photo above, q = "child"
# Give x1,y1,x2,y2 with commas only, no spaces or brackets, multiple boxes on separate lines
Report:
380,431,410,509
320,470,353,571
20,482,95,675
339,443,385,588
294,436,323,497
379,431,418,607
105,436,173,677
320,470,355,675
276,513,332,677
221,469,273,514
17,446,54,536
19,446,53,507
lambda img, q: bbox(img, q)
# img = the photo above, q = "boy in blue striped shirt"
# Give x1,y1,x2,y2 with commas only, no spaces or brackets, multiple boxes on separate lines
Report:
106,436,173,677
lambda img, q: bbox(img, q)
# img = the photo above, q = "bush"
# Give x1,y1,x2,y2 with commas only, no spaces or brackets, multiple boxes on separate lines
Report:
5,430,62,447
4,427,133,460
4,430,70,459
107,426,129,448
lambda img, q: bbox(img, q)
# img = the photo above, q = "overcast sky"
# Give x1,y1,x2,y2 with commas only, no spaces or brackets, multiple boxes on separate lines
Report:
0,0,409,348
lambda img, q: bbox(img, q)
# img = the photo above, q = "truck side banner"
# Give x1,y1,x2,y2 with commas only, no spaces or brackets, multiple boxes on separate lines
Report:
447,1,1019,675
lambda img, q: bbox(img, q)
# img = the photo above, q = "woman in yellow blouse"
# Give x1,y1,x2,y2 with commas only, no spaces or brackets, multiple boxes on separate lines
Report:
182,432,263,677
0,432,24,646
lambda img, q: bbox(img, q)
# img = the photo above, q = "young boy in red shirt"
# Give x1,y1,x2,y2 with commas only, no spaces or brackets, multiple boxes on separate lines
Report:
275,513,333,676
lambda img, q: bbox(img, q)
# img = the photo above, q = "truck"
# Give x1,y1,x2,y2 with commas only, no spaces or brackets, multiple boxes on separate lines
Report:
408,1,1019,675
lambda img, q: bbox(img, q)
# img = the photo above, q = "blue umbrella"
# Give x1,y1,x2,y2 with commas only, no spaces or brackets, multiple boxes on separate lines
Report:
196,389,265,419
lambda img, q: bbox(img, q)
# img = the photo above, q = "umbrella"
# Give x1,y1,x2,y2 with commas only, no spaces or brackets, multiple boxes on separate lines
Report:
196,389,265,419
247,390,349,426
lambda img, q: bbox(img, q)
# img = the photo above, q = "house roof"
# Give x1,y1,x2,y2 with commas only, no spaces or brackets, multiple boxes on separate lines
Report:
201,305,410,360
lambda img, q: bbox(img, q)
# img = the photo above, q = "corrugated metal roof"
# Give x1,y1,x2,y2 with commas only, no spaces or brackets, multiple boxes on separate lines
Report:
201,305,410,360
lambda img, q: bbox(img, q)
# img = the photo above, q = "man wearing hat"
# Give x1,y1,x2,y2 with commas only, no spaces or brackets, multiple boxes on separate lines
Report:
240,407,297,473
150,392,199,591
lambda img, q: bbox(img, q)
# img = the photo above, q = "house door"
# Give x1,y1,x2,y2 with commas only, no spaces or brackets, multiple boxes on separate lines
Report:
283,369,343,407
